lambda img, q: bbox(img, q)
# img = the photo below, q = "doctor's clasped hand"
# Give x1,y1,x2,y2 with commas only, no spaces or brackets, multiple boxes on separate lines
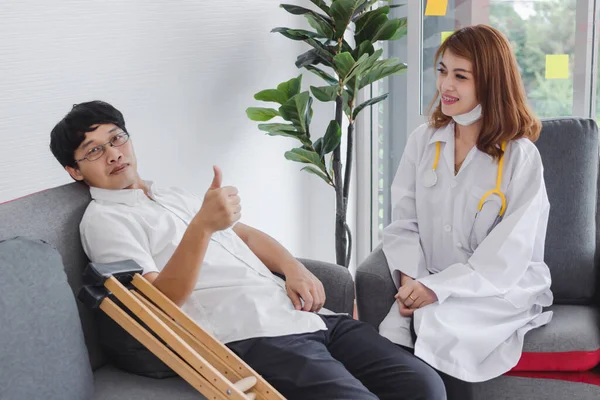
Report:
395,274,438,317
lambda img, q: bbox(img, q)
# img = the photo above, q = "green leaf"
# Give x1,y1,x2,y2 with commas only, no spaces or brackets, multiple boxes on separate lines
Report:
354,40,375,59
353,48,383,78
352,0,378,20
271,27,325,41
333,52,356,80
313,137,324,157
295,48,334,68
285,148,327,172
309,0,331,14
342,90,352,118
280,4,331,21
258,123,297,133
254,89,288,105
322,120,342,154
389,18,407,40
306,14,334,39
279,91,311,134
304,96,314,134
359,60,407,89
301,166,332,185
277,75,303,100
310,85,338,102
330,0,364,39
341,39,353,53
355,6,389,33
345,75,358,99
279,4,334,39
353,93,388,119
305,65,338,85
272,133,312,147
258,123,311,146
345,53,370,82
304,38,335,64
355,13,387,44
246,107,280,121
373,18,402,42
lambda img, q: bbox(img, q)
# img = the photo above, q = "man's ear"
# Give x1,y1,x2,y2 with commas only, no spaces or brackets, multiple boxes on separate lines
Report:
65,165,85,182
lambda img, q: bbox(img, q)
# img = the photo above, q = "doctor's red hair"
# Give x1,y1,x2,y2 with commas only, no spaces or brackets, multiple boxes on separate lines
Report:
427,24,541,160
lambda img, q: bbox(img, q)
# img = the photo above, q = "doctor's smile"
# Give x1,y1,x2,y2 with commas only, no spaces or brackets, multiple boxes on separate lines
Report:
440,95,459,105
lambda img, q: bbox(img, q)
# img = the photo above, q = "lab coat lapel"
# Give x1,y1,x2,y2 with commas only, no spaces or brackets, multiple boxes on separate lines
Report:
441,124,455,175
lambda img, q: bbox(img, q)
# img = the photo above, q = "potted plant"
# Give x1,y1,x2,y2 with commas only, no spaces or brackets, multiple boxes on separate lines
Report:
247,0,407,267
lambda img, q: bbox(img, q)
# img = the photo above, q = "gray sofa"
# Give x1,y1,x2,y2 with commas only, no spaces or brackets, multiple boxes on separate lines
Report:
357,117,600,399
0,182,355,400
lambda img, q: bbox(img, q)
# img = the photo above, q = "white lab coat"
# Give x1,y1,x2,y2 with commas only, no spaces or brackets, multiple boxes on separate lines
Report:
379,121,554,382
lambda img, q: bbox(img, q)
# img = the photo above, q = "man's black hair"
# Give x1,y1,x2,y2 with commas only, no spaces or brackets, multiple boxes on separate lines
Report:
49,100,127,168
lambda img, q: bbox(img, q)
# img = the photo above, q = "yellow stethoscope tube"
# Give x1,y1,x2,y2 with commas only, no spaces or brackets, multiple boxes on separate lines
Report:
430,141,507,216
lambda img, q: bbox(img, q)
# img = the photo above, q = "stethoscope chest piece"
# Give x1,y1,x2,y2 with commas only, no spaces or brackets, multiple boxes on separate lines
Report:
422,169,438,188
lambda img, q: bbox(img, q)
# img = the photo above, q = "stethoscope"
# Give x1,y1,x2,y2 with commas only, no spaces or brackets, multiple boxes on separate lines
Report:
423,141,508,251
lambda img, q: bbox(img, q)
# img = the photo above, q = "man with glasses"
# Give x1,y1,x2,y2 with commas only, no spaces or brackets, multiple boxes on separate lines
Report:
49,100,445,400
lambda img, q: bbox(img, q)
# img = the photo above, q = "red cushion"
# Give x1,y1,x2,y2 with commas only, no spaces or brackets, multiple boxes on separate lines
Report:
512,350,600,372
506,369,600,386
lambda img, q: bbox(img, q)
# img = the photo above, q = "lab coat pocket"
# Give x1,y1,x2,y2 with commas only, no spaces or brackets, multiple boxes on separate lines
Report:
464,186,503,253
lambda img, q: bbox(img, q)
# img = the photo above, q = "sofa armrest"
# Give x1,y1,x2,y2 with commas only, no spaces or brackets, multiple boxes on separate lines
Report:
355,245,396,329
298,258,355,315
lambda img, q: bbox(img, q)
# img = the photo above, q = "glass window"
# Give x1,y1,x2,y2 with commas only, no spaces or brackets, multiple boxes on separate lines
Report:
597,39,600,122
373,0,409,243
421,0,577,118
488,0,577,118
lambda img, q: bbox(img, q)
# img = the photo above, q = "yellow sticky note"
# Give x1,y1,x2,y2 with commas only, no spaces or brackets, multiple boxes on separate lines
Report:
545,55,569,79
425,0,448,16
441,31,453,43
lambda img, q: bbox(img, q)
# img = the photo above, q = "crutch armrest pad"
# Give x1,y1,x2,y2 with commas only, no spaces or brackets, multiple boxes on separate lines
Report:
78,285,110,310
84,260,144,286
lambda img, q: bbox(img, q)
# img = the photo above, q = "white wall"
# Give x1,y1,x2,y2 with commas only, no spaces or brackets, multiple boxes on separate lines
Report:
0,0,358,265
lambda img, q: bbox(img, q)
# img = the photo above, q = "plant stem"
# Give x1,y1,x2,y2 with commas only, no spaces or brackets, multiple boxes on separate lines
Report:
344,222,352,268
342,120,354,266
334,95,346,266
343,121,354,207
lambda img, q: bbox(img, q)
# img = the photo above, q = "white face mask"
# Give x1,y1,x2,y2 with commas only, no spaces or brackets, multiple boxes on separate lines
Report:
452,104,482,126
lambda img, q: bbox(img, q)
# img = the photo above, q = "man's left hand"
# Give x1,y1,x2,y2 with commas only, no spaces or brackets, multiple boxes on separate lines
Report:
285,263,326,312
396,279,438,310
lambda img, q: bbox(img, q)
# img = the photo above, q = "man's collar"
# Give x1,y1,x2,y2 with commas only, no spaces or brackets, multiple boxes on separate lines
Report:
427,121,455,145
89,180,155,206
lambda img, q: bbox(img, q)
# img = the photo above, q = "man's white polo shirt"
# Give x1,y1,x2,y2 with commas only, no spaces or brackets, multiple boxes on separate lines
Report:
80,182,328,344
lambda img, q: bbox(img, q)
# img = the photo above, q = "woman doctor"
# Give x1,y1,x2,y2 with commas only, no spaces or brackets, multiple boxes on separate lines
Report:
378,25,554,399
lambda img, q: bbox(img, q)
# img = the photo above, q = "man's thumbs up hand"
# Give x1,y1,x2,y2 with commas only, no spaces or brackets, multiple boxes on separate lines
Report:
209,165,222,190
192,166,241,233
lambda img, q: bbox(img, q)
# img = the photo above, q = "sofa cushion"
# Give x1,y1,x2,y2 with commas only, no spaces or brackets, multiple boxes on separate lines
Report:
535,118,599,303
473,372,600,400
513,305,600,372
0,237,94,400
0,183,105,369
93,365,205,400
94,304,176,379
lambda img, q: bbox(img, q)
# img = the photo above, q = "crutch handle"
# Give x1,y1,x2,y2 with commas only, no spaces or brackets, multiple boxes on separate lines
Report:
83,260,143,287
77,285,109,310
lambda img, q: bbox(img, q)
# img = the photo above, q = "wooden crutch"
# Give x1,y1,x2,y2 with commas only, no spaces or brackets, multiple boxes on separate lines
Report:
78,260,285,400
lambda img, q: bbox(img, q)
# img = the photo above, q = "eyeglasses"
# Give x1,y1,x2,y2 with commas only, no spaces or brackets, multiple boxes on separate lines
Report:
75,132,130,163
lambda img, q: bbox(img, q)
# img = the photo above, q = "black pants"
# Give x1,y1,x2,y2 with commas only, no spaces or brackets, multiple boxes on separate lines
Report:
408,318,474,400
227,315,446,400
